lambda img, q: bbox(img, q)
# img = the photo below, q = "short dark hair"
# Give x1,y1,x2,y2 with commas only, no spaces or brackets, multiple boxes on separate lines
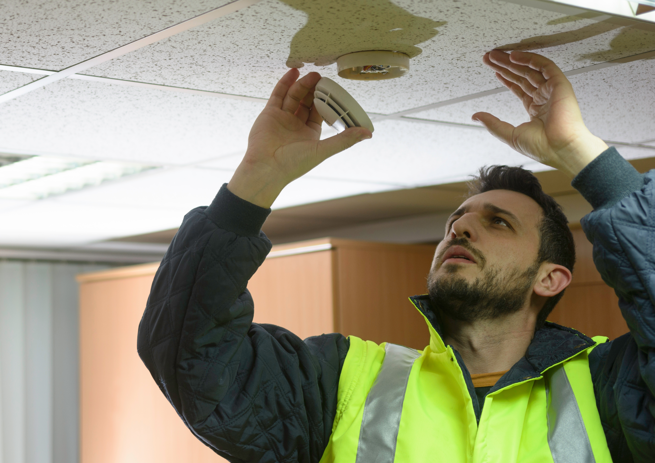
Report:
466,165,575,328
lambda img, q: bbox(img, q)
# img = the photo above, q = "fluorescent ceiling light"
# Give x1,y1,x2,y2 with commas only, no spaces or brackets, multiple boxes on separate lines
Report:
0,155,157,200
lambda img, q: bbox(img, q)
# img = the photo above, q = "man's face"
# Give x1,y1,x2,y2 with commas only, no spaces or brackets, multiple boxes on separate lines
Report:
427,189,544,322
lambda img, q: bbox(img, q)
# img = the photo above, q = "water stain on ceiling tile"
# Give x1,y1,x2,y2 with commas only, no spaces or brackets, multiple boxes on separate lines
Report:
280,0,446,68
82,0,652,115
497,13,655,62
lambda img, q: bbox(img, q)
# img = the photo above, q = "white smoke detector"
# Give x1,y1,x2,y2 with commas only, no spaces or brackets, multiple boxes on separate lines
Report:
313,77,374,134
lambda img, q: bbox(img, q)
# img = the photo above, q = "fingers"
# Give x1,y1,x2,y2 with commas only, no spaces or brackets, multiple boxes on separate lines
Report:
315,127,372,162
507,51,563,80
485,50,546,95
306,102,323,132
267,68,300,109
472,112,516,149
495,73,534,114
281,72,321,114
294,86,316,125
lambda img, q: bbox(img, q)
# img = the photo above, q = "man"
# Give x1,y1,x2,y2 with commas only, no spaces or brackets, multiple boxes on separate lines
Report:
137,50,654,462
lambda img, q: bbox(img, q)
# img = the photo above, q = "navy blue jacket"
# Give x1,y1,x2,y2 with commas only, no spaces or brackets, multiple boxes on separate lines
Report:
137,147,654,462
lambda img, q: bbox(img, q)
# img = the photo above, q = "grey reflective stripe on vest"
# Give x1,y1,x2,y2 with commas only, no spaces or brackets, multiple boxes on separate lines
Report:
546,364,596,463
355,343,420,463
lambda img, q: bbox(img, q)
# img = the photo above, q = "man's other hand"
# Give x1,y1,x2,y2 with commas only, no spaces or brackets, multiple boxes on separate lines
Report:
473,50,608,178
227,69,372,208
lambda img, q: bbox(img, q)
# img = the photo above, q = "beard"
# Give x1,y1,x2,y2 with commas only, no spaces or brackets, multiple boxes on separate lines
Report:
427,256,539,323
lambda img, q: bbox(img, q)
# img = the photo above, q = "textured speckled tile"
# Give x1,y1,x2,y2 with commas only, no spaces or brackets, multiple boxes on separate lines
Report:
87,0,655,114
202,119,547,187
0,70,40,95
0,0,233,69
0,77,266,165
411,58,655,144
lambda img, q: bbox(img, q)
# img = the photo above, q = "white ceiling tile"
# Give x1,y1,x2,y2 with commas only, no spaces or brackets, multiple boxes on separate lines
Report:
0,165,395,247
0,70,39,95
410,58,655,144
199,123,339,170
273,176,398,210
612,145,655,161
0,200,185,247
57,166,232,211
0,77,265,165
87,0,655,114
0,198,32,212
275,120,548,187
0,0,234,69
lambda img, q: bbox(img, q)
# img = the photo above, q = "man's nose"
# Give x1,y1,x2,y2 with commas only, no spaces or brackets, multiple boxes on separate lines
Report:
449,214,477,241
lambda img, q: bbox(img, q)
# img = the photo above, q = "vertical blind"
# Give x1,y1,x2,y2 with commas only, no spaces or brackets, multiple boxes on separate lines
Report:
0,260,108,463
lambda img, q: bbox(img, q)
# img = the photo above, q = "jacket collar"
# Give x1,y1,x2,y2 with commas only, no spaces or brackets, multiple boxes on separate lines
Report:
408,294,596,391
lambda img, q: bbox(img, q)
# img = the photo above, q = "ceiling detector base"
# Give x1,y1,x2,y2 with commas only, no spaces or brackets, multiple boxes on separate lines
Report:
337,51,409,81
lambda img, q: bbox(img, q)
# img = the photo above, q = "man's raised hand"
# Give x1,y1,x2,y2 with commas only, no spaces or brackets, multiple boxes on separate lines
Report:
473,50,608,178
227,68,372,208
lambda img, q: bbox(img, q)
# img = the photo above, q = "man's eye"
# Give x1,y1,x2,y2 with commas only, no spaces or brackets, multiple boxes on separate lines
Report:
493,217,509,227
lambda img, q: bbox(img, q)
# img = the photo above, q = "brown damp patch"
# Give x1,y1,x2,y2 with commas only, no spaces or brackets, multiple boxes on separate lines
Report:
497,13,655,62
280,0,446,68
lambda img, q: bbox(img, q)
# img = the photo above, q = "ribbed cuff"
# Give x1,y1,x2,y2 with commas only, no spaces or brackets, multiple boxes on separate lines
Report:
571,147,644,210
204,184,271,236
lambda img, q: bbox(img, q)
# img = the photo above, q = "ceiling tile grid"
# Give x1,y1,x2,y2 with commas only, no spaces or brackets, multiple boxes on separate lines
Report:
0,0,234,70
84,0,655,115
0,77,266,165
0,70,40,95
410,58,655,144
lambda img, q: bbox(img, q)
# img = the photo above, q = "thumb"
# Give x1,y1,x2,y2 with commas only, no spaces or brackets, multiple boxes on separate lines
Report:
473,112,516,148
316,127,372,162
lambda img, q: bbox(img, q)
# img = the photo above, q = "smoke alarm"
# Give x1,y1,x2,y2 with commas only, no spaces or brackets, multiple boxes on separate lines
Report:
313,77,374,134
337,51,410,81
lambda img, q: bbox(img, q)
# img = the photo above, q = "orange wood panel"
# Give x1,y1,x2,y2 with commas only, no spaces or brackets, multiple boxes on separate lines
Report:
334,243,436,350
548,283,627,340
247,250,335,339
569,227,604,285
546,226,628,340
79,271,224,463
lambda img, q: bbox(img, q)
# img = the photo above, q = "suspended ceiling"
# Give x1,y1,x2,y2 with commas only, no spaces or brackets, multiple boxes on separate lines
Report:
0,0,654,250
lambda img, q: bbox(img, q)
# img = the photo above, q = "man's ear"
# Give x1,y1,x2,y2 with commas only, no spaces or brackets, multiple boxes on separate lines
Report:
533,263,572,298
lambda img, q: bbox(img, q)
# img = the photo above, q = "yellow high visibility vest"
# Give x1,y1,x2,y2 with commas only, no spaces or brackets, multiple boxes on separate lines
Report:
319,299,613,463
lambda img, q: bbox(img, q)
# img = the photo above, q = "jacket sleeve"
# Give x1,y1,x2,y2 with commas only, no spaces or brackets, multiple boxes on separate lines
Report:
573,148,655,462
136,184,349,463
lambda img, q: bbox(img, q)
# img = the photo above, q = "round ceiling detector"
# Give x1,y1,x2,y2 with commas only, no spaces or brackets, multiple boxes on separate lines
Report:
313,77,374,134
337,51,409,81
